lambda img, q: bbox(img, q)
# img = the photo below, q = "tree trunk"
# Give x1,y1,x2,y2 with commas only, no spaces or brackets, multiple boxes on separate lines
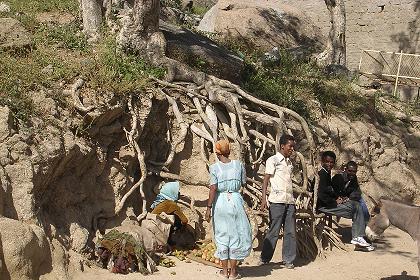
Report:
117,0,166,59
318,0,346,66
81,0,103,41
117,0,205,84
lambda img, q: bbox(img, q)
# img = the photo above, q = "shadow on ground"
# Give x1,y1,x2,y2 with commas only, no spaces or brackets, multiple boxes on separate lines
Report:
381,271,418,280
239,262,284,277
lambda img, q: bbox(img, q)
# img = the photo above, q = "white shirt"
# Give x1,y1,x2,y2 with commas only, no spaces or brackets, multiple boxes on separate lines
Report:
265,152,294,204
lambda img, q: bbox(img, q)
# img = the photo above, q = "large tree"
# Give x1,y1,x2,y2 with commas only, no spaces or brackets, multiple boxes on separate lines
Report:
77,0,344,260
317,0,347,66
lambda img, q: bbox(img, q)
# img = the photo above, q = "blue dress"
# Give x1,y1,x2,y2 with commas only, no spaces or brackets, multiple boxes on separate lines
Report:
209,160,252,260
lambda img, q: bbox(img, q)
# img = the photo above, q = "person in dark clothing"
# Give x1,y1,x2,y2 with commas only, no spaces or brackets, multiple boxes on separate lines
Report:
317,151,373,250
317,151,338,209
332,161,370,223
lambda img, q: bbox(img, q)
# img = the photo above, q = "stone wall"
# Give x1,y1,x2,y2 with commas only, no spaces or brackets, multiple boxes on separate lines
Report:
281,0,420,69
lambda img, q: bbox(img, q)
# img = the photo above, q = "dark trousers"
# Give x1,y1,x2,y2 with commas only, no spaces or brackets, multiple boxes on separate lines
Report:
318,200,366,238
261,203,296,264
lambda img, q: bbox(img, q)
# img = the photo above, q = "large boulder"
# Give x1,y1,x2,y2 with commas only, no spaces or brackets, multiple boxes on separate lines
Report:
0,18,33,50
0,218,52,280
198,0,325,53
161,21,244,83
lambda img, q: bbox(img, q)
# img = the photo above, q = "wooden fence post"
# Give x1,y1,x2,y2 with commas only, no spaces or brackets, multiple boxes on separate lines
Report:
393,51,403,98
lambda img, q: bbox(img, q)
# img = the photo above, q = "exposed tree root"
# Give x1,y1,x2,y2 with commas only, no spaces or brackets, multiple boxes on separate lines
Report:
66,78,95,113
115,93,147,215
80,0,345,260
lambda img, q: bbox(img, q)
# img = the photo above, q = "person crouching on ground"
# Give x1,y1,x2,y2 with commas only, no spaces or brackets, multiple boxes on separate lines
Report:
151,181,194,249
259,134,296,269
317,151,373,250
205,139,252,279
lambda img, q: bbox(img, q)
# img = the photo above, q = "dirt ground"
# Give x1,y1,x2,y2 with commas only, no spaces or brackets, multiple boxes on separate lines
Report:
73,223,418,280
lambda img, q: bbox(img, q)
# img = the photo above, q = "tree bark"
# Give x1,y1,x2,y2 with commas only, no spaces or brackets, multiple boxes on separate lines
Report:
318,0,346,65
116,0,206,84
117,0,166,59
81,0,103,40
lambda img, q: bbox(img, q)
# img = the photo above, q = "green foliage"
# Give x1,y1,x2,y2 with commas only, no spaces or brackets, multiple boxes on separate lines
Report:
0,0,79,31
241,50,371,120
192,5,209,16
0,80,34,122
160,0,182,9
0,46,76,122
38,22,89,52
0,0,164,123
82,37,165,94
3,0,78,15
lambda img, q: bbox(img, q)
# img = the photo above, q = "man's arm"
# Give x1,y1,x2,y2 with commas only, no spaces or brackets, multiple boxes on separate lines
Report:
260,174,271,211
261,157,275,211
347,178,362,201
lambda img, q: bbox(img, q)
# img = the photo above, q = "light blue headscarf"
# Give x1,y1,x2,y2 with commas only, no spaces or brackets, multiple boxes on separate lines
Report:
151,181,180,209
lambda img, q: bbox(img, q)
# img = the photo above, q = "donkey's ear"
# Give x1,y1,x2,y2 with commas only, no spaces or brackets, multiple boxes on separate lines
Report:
367,194,379,207
372,204,381,214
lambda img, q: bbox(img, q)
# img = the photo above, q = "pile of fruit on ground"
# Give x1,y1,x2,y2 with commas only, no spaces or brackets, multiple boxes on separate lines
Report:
159,241,221,268
190,242,220,265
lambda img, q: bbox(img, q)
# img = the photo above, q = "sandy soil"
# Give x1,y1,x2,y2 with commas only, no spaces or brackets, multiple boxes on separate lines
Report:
73,223,418,280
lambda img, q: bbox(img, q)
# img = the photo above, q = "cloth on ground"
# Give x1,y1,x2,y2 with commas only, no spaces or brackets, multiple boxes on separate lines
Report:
97,229,156,275
151,200,188,226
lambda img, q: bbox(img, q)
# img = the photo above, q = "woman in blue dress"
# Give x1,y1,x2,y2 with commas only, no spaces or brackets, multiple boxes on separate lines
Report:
205,139,252,279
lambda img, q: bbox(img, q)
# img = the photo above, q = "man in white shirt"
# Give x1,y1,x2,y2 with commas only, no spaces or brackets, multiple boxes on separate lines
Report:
259,134,296,269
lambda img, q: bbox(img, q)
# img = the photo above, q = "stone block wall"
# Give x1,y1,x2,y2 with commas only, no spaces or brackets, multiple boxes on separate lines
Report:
282,0,420,70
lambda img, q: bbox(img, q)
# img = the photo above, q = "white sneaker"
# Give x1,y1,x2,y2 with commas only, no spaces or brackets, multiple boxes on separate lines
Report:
351,237,370,247
365,245,375,251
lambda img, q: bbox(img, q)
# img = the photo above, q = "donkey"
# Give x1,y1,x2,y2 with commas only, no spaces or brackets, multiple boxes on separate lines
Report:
365,199,420,275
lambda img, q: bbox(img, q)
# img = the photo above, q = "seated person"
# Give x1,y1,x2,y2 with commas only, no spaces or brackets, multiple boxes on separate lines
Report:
317,151,373,250
151,181,195,249
332,161,370,223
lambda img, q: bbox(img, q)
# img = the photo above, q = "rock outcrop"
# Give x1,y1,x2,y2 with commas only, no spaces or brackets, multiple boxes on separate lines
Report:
0,18,33,50
198,0,325,52
161,22,244,82
0,218,51,280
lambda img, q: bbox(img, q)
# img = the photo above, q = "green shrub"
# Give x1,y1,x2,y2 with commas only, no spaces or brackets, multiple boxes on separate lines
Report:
81,37,166,95
4,0,78,15
38,22,89,52
192,5,209,16
0,0,79,31
241,50,371,121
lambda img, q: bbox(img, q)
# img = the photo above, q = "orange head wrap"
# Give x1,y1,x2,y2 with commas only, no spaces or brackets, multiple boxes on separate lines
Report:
215,139,230,156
